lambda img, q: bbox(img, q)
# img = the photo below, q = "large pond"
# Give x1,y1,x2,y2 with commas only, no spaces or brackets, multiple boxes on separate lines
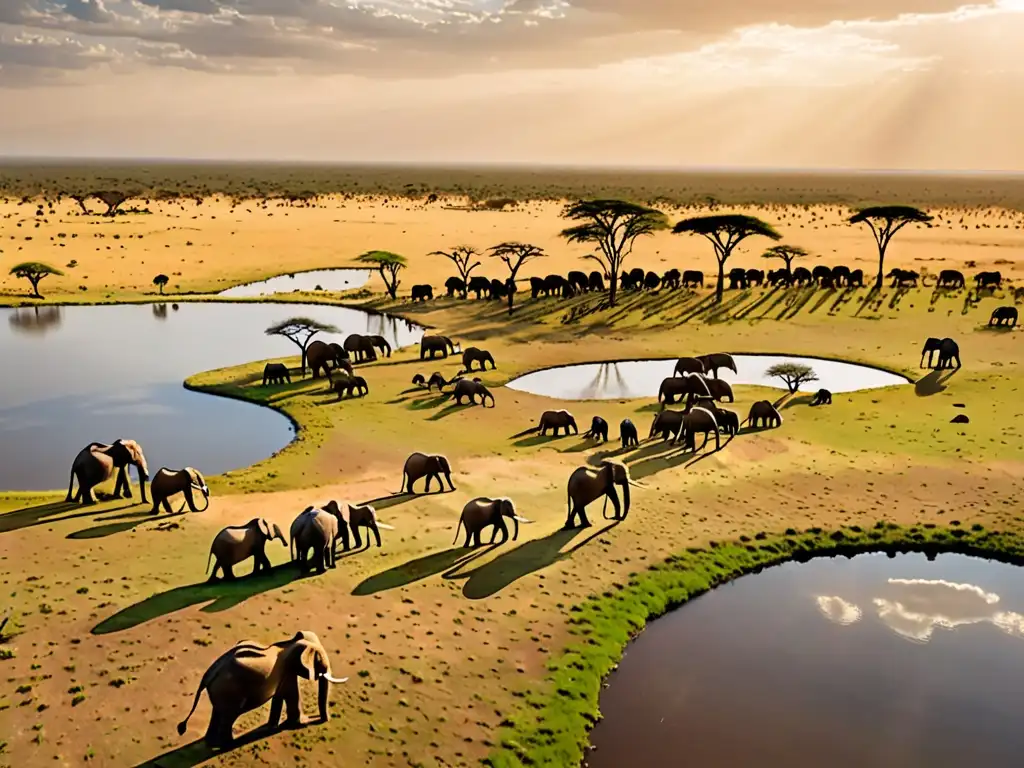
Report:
588,553,1024,768
0,303,422,491
218,268,371,297
505,355,909,400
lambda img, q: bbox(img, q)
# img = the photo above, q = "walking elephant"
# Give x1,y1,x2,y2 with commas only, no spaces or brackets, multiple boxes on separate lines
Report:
453,497,532,547
650,410,685,442
935,270,966,289
66,439,149,506
207,518,288,581
990,306,1018,327
290,506,339,574
324,500,393,551
747,400,783,428
177,630,347,749
411,284,433,302
679,407,720,451
461,346,496,372
620,419,639,448
682,270,704,288
658,374,711,406
584,416,609,442
306,340,347,378
332,375,369,399
975,271,1002,289
343,334,378,363
262,363,291,386
673,357,705,376
400,452,456,494
565,460,640,528
696,353,737,379
936,338,961,370
537,409,579,436
420,335,457,360
149,467,210,514
662,268,681,289
811,389,832,406
452,377,495,406
366,335,392,358
921,337,943,368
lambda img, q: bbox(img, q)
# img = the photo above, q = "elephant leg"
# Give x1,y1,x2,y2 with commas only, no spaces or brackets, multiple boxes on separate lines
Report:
162,498,173,513
369,523,382,548
314,547,326,574
445,473,456,491
352,527,363,549
423,474,432,493
80,484,97,505
254,553,271,576
222,562,236,581
472,528,483,548
463,527,473,548
495,518,509,544
204,711,224,748
576,506,592,529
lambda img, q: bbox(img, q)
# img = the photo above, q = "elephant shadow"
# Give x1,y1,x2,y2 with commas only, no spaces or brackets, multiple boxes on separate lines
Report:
512,433,574,448
406,393,450,411
68,510,187,540
915,369,957,397
351,547,488,596
0,500,116,535
92,565,301,635
558,438,601,453
427,402,476,421
358,493,417,511
131,719,318,768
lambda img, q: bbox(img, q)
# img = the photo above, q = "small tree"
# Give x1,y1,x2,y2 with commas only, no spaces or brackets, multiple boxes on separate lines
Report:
766,362,818,393
10,262,63,298
488,241,545,314
762,244,809,277
93,190,132,217
265,317,339,374
848,206,933,290
356,250,407,300
153,274,169,294
673,215,781,302
69,193,91,215
560,199,668,307
429,246,481,298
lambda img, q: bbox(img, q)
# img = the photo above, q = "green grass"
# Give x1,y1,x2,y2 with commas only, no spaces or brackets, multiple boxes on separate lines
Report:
483,522,1024,767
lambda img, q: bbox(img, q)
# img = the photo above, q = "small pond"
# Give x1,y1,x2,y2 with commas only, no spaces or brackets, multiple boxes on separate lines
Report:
0,303,422,491
218,268,371,297
588,553,1024,768
505,355,909,401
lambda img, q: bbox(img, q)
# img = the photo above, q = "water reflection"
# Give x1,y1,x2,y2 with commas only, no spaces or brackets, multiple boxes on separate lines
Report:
8,306,63,335
152,303,168,320
218,268,371,298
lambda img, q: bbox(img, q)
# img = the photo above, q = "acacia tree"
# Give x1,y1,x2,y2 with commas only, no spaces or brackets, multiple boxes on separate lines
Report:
672,215,781,302
766,362,818,393
488,241,545,314
761,244,808,277
429,245,481,297
356,250,407,300
10,262,63,299
265,317,339,374
94,190,133,217
848,206,933,290
153,274,169,294
560,199,668,307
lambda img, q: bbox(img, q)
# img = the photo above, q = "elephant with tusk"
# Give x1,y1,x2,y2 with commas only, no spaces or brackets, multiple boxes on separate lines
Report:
149,467,210,514
66,438,149,506
453,497,531,547
565,460,644,529
177,630,347,749
207,518,288,581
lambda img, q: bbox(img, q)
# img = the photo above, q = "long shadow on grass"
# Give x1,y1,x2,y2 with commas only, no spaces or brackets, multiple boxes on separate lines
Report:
915,369,957,397
68,510,187,540
131,720,322,768
92,565,301,635
0,500,136,535
351,547,489,596
358,493,417,510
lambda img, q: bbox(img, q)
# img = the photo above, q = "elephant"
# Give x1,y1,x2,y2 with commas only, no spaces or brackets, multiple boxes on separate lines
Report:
812,266,833,287
400,452,455,494
792,267,813,285
411,284,433,302
696,353,737,379
207,518,288,581
543,274,567,297
687,397,738,436
420,335,457,360
747,400,783,429
767,268,791,287
650,410,685,442
728,267,749,290
468,276,491,299
1015,287,1024,303
658,374,711,406
588,271,606,292
66,438,149,506
662,268,681,289
332,375,369,399
489,278,509,300
682,270,704,288
537,409,579,436
529,276,546,299
935,269,966,289
706,378,735,402
565,460,639,528
673,356,705,376
811,389,833,406
453,497,532,548
343,334,378,363
745,269,765,287
306,340,347,378
324,500,393,550
990,306,1018,327
921,337,944,368
290,506,339,574
427,371,451,391
620,419,639,448
831,265,851,285
412,373,426,387
678,407,721,451
366,335,392,358
177,630,347,749
936,337,962,370
461,346,496,372
445,276,466,297
887,268,919,288
848,269,865,287
567,271,590,293
262,363,291,386
975,271,1002,289
149,467,210,514
584,416,609,442
452,377,495,407
643,271,661,291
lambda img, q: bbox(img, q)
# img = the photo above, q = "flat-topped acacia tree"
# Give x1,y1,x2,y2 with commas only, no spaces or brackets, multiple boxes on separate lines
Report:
488,241,545,314
429,246,481,298
847,206,933,290
761,244,809,278
265,317,339,374
356,250,406,300
559,199,668,307
672,214,781,302
10,262,63,299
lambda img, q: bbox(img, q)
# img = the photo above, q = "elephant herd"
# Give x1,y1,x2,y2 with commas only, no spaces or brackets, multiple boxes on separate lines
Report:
262,336,389,401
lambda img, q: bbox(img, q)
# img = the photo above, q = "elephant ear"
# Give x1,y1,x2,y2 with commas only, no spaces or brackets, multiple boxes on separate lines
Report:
294,642,321,681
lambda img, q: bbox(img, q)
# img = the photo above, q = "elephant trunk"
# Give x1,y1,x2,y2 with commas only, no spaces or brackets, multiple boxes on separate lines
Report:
136,463,149,505
187,483,210,512
317,675,330,720
506,512,519,541
621,480,631,520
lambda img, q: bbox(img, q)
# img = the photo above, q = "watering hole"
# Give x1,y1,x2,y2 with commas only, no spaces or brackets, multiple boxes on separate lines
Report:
217,268,372,297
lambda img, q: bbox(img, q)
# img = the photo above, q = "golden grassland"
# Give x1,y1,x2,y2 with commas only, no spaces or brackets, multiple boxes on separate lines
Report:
0,172,1023,768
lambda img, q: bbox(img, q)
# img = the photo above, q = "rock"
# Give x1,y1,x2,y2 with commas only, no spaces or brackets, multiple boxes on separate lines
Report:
950,414,969,424
953,403,966,408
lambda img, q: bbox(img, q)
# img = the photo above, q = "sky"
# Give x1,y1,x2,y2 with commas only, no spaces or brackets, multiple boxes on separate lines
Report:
1,0,1022,170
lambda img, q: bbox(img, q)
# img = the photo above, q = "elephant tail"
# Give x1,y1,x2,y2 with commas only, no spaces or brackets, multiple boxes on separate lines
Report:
66,466,77,502
177,672,208,736
396,471,407,495
452,516,464,546
205,548,214,575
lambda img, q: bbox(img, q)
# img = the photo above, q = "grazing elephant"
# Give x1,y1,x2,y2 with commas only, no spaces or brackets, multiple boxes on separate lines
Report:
650,410,685,442
149,467,209,514
529,276,546,299
746,269,765,287
888,268,919,288
584,416,609,442
673,357,705,376
400,452,455,494
263,363,291,386
792,267,813,286
936,338,962,370
307,340,347,378
935,269,966,289
177,630,346,749
588,271,606,292
445,276,466,297
366,335,392,358
411,284,433,302
658,374,711,406
343,334,377,363
811,389,832,406
453,497,532,547
682,270,704,288
324,500,393,550
464,275,489,299
412,373,426,387
462,346,496,372
568,270,589,293
990,306,1018,327
643,271,661,291
420,335,457,360
706,378,734,402
812,266,833,286
975,271,1002,289
67,438,149,506
290,506,339,574
620,419,639,448
679,407,721,451
831,266,851,286
848,269,865,287
565,460,638,528
489,278,508,300
747,400,783,429
697,353,737,379
662,268,681,289
452,377,495,406
427,371,451,391
332,375,369,399
537,409,579,436
207,518,288,581
767,269,790,287
728,267,748,290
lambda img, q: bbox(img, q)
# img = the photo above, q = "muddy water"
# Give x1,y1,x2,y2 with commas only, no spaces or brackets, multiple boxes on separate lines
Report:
587,553,1024,768
218,268,371,297
0,303,422,491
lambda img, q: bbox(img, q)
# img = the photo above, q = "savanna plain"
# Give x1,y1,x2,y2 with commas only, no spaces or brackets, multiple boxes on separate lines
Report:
0,164,1023,768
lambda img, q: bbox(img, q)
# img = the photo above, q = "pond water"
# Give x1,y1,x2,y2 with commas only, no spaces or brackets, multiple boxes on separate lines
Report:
0,303,422,491
588,553,1024,768
218,268,371,297
505,355,909,401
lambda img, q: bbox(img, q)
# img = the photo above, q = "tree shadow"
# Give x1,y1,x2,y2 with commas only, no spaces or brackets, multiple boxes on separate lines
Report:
358,493,417,510
351,547,485,596
781,394,815,410
915,369,957,396
0,500,136,535
92,565,301,635
68,511,187,540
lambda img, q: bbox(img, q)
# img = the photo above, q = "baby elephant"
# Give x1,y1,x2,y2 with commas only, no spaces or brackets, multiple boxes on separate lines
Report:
537,409,578,436
584,416,609,442
811,388,833,406
290,506,339,574
207,518,288,581
324,500,394,551
620,419,639,448
452,377,495,407
453,497,532,548
333,375,369,399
